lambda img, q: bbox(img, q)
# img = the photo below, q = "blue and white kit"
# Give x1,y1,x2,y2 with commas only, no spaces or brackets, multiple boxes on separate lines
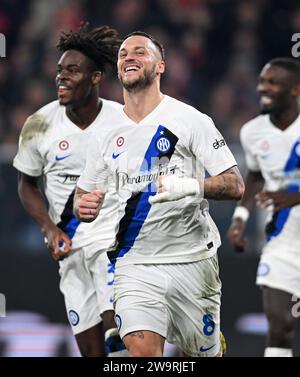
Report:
78,95,237,355
241,114,300,297
13,99,122,334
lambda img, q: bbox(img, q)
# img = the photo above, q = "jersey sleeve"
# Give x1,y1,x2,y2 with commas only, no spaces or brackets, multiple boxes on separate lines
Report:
190,113,237,176
13,114,45,177
77,136,109,193
240,125,260,172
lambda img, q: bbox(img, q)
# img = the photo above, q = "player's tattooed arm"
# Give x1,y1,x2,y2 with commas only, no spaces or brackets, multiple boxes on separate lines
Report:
204,166,245,200
129,331,145,339
74,186,105,222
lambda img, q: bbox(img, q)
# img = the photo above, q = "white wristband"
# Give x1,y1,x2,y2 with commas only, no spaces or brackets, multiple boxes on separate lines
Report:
232,206,250,222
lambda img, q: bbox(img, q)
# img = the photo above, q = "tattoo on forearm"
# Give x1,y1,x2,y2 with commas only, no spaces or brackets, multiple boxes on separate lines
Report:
214,174,227,198
204,166,244,200
129,331,144,339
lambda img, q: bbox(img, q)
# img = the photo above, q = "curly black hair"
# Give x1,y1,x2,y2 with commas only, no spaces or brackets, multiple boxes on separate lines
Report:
57,23,121,73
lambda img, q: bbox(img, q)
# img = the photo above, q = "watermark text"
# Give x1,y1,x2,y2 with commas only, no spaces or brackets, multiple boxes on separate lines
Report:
0,33,6,57
291,295,300,318
291,33,300,58
0,293,6,317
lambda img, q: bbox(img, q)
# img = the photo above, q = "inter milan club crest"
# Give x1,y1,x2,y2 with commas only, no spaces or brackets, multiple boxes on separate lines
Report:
69,310,80,326
156,136,171,153
114,314,122,331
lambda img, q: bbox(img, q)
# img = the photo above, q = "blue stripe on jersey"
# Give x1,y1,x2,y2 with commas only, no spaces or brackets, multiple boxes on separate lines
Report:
284,138,300,173
62,215,80,239
117,183,154,259
57,189,80,239
266,184,299,241
108,125,179,264
266,139,300,240
107,262,115,286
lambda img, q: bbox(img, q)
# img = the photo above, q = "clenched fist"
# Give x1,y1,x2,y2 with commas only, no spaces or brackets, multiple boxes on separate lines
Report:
74,190,105,222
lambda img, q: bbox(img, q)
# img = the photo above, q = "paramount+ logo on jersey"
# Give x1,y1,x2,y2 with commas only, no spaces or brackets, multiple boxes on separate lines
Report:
116,164,179,192
213,138,226,150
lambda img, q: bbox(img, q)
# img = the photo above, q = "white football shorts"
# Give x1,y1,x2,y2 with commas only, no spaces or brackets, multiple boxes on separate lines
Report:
113,254,222,357
58,246,114,335
256,238,300,298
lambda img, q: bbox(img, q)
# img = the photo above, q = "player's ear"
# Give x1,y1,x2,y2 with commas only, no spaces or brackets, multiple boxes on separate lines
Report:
157,60,165,75
92,71,102,85
292,83,300,97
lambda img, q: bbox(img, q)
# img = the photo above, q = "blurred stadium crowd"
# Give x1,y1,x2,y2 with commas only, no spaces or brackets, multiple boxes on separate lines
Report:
1,0,300,146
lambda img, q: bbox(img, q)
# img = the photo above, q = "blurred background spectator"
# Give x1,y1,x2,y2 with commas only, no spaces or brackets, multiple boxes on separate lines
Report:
1,0,300,146
1,0,300,356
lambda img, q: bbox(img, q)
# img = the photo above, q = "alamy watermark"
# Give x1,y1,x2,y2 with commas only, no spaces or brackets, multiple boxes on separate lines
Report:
0,293,6,317
291,33,300,58
0,33,6,57
291,295,300,318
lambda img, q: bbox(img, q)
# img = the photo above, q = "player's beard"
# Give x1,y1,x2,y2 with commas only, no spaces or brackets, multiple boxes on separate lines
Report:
259,90,293,115
120,65,157,93
260,98,291,115
260,106,273,115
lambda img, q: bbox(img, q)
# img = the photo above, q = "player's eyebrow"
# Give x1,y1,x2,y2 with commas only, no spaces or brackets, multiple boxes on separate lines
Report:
57,63,80,69
119,46,147,54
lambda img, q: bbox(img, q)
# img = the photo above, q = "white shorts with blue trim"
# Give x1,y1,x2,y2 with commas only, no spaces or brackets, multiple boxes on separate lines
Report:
113,255,222,357
59,247,114,335
256,239,300,298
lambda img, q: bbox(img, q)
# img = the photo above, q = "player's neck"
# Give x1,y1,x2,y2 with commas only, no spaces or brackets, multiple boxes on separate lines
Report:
270,104,300,130
123,85,164,124
66,96,102,130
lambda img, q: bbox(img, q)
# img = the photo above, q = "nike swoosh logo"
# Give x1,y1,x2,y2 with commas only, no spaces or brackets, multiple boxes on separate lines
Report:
200,344,215,352
260,154,270,160
55,154,72,161
112,151,126,159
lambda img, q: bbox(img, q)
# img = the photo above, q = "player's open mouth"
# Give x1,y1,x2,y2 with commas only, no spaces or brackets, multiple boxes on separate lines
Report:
124,65,140,74
57,85,71,95
260,95,273,105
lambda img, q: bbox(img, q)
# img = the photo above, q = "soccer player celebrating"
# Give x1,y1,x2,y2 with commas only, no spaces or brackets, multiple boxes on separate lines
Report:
228,58,300,357
74,31,244,357
13,24,127,357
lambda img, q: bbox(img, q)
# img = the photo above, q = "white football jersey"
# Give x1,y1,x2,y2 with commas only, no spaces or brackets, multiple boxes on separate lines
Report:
13,99,123,253
241,114,300,243
78,95,237,266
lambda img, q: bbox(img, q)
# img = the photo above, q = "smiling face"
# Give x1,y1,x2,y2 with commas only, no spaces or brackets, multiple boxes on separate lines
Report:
117,35,165,93
257,64,298,115
56,49,100,107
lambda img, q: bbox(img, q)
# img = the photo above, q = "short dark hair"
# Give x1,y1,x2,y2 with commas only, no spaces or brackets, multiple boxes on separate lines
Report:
124,31,165,60
268,57,300,82
57,23,121,72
